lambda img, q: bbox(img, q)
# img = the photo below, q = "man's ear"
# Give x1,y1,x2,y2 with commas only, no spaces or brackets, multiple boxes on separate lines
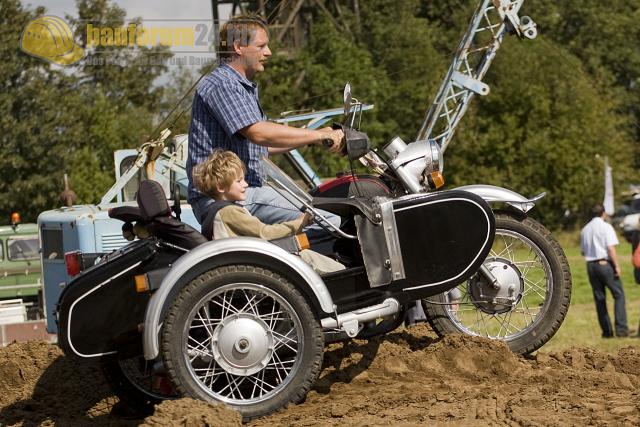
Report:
232,40,244,56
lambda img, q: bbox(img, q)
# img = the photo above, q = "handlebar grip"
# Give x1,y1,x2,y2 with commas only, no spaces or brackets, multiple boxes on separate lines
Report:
322,138,334,148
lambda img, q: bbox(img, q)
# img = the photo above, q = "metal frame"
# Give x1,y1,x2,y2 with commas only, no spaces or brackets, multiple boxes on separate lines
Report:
456,184,545,213
416,0,536,153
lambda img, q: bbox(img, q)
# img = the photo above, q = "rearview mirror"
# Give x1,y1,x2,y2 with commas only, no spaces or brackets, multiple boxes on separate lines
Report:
343,83,352,116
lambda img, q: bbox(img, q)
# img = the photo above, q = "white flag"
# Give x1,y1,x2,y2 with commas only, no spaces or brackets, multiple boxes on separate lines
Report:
604,156,614,215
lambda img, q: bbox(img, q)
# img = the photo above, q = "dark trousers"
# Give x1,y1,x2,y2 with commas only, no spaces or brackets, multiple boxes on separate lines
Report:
586,261,629,337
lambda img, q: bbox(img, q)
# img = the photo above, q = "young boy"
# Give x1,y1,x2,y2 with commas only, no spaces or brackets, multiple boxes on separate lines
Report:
193,149,344,274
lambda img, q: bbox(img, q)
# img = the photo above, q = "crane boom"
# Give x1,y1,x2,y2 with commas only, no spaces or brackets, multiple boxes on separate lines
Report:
416,0,537,152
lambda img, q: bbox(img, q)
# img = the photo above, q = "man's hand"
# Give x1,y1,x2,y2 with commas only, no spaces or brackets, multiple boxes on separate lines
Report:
318,128,344,154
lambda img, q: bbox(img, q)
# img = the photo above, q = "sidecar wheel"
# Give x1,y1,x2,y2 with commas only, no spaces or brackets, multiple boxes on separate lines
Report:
423,212,571,354
100,355,177,416
161,265,324,421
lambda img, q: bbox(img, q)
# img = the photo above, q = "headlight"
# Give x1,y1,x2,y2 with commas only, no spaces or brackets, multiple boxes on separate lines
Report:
383,137,444,193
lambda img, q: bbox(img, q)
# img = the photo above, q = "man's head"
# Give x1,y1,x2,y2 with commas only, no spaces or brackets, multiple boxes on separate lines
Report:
193,149,248,201
591,204,606,218
219,14,271,79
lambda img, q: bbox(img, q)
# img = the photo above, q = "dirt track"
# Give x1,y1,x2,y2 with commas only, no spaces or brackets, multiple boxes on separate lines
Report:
1,324,639,426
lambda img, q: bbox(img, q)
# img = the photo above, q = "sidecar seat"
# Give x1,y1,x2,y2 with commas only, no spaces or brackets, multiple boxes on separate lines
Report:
109,180,208,250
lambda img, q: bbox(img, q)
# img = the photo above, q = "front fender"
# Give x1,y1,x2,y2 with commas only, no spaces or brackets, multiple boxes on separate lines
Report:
455,184,545,213
142,237,334,360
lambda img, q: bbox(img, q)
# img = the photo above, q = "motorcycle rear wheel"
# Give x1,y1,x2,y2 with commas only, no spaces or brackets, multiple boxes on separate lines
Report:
423,212,571,355
100,355,177,416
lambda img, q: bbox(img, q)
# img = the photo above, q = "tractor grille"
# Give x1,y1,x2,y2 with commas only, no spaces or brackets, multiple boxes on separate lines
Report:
100,233,128,252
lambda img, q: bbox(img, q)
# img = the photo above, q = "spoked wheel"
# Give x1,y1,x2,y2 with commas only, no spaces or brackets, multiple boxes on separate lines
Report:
161,265,324,421
423,212,572,354
100,354,178,416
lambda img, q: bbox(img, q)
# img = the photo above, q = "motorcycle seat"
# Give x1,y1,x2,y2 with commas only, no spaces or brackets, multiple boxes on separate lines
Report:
108,205,142,223
312,196,380,224
109,180,208,250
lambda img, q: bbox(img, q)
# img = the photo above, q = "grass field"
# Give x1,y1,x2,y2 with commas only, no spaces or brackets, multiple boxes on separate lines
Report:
541,231,640,353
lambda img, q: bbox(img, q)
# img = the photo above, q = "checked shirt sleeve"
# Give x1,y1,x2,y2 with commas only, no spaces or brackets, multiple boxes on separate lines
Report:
201,82,263,137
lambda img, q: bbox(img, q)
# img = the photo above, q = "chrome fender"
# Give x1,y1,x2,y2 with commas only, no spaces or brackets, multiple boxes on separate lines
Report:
143,237,334,360
455,184,545,213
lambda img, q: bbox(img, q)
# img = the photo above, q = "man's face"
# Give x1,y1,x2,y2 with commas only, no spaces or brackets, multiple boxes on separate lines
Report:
236,27,271,78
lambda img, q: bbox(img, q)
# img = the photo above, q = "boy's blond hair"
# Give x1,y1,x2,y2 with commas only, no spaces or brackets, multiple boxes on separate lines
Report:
193,149,246,199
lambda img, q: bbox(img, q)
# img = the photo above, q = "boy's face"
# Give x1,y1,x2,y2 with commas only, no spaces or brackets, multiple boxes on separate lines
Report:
222,170,248,202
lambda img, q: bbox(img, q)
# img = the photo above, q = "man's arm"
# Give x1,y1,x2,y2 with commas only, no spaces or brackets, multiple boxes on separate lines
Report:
607,245,621,277
240,121,344,153
268,146,294,155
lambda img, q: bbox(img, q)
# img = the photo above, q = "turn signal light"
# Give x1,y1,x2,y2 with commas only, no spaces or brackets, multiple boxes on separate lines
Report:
11,212,21,225
65,251,82,277
428,171,445,190
134,274,149,293
295,233,310,251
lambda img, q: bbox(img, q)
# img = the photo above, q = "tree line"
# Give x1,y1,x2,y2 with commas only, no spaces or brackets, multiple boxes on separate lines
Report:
1,0,638,230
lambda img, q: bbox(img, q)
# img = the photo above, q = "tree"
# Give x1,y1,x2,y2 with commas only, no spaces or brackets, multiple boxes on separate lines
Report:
0,0,174,221
446,40,634,228
255,0,638,228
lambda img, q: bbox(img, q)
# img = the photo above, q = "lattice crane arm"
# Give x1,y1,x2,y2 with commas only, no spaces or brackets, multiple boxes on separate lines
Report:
416,0,537,153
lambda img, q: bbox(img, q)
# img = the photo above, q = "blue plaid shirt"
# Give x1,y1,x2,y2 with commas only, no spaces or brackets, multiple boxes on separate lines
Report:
187,64,268,204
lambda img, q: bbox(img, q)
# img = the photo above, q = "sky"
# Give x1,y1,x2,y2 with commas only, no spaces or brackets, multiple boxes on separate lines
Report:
33,1,235,81
35,0,227,21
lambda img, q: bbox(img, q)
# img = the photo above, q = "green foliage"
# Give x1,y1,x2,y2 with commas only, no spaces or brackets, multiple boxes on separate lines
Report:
259,0,638,230
0,0,171,221
2,0,639,231
447,39,634,228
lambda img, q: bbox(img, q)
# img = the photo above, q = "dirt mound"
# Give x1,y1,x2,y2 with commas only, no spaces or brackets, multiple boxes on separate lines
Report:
1,325,639,426
141,398,241,426
0,341,123,425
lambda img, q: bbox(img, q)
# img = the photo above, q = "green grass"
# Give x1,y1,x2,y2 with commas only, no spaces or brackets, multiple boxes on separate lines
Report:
541,231,640,353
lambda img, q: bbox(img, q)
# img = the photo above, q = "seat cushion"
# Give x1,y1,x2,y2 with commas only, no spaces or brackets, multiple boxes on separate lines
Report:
108,206,142,223
137,180,170,221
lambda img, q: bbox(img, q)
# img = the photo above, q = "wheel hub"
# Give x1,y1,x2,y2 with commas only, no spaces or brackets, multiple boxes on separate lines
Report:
468,257,524,314
211,314,273,376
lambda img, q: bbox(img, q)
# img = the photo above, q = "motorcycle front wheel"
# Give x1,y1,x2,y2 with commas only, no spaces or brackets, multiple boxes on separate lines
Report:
423,212,571,355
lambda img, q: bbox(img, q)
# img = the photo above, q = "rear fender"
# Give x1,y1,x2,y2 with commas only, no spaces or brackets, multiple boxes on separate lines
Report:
142,237,334,360
455,184,545,214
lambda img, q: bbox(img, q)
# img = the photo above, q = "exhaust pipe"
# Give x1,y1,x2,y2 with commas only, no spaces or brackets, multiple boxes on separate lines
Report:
321,298,400,337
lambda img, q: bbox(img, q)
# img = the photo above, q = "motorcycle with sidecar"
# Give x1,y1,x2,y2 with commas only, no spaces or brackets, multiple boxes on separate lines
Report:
54,84,571,421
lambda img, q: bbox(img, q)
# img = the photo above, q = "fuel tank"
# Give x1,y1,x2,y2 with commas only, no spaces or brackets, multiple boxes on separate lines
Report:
310,173,390,198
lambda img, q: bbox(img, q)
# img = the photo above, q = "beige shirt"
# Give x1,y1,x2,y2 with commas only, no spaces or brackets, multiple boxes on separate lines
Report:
211,204,345,274
213,204,304,240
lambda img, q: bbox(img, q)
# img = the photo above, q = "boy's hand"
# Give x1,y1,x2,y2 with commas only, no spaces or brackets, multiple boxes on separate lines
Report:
300,212,313,227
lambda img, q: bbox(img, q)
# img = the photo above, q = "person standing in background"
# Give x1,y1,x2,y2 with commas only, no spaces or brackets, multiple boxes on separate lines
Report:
580,204,630,338
630,222,640,336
